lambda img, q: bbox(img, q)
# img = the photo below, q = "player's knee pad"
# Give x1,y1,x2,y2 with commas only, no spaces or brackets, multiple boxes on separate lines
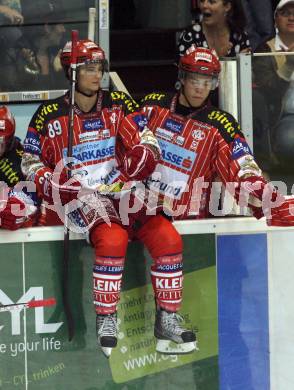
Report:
90,222,129,257
93,255,125,314
151,253,183,312
136,214,183,258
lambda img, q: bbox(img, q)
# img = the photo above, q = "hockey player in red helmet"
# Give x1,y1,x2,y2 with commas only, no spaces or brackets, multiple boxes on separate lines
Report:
60,39,109,97
0,106,38,230
137,45,294,360
140,43,294,231
20,39,202,359
177,45,221,108
60,39,108,73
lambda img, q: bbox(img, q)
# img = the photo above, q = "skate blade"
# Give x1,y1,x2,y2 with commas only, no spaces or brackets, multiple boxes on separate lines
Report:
101,346,113,358
156,339,198,354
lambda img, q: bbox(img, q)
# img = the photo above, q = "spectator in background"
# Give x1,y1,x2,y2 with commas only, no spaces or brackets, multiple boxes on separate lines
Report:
241,0,275,50
253,0,294,168
0,1,23,24
177,0,250,59
0,0,39,91
21,0,67,90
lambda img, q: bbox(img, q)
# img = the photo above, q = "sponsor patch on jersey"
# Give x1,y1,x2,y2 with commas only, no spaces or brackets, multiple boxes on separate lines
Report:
79,129,110,142
100,166,120,185
0,120,5,130
158,139,197,172
63,137,116,164
163,119,184,133
195,122,212,131
79,131,99,142
192,129,206,140
231,136,252,160
155,127,174,141
133,114,148,130
83,118,104,131
190,140,199,150
145,165,189,199
174,136,185,146
102,129,110,138
24,131,41,154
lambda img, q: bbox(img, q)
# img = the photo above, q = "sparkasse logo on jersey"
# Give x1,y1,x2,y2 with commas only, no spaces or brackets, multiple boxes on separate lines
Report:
64,138,116,164
158,139,196,171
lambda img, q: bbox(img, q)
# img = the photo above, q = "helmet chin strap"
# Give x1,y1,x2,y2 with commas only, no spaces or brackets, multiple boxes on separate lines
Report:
181,87,195,108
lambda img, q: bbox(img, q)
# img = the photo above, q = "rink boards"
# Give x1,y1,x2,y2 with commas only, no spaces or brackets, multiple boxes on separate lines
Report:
0,218,293,390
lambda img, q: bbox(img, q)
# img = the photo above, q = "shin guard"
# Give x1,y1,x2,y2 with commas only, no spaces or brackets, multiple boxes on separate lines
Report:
151,253,183,312
93,256,124,314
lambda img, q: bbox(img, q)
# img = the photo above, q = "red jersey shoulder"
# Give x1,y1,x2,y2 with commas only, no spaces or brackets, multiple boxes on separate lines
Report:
140,92,173,109
198,107,245,143
109,90,139,114
29,95,68,134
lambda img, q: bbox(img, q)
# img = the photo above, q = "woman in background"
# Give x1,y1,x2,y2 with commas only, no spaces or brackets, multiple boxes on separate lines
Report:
177,0,250,58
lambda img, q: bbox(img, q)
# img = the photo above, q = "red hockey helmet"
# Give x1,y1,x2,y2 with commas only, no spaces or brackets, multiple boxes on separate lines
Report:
60,39,108,76
0,106,15,157
178,45,221,90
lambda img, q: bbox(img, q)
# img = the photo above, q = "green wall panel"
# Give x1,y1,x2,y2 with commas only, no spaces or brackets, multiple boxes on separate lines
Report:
0,235,218,390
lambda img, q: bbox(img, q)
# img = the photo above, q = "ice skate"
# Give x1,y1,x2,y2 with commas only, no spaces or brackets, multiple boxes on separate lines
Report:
96,312,118,358
154,309,197,354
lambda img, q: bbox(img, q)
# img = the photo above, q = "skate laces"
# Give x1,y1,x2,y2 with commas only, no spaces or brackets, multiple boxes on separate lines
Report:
164,312,186,334
97,314,118,337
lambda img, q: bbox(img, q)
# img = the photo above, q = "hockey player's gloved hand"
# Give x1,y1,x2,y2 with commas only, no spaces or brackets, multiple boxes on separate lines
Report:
0,190,37,230
123,144,159,181
35,166,82,205
267,196,294,227
140,126,161,157
239,175,284,219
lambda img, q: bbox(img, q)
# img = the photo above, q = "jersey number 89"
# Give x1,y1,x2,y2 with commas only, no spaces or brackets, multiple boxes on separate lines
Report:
48,120,62,138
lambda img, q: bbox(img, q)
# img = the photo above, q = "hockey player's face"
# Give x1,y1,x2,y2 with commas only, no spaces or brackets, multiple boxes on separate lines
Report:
182,73,212,107
77,64,103,94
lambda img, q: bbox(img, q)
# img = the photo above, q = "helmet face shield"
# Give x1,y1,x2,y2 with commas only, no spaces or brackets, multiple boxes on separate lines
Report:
179,70,219,90
78,63,104,78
